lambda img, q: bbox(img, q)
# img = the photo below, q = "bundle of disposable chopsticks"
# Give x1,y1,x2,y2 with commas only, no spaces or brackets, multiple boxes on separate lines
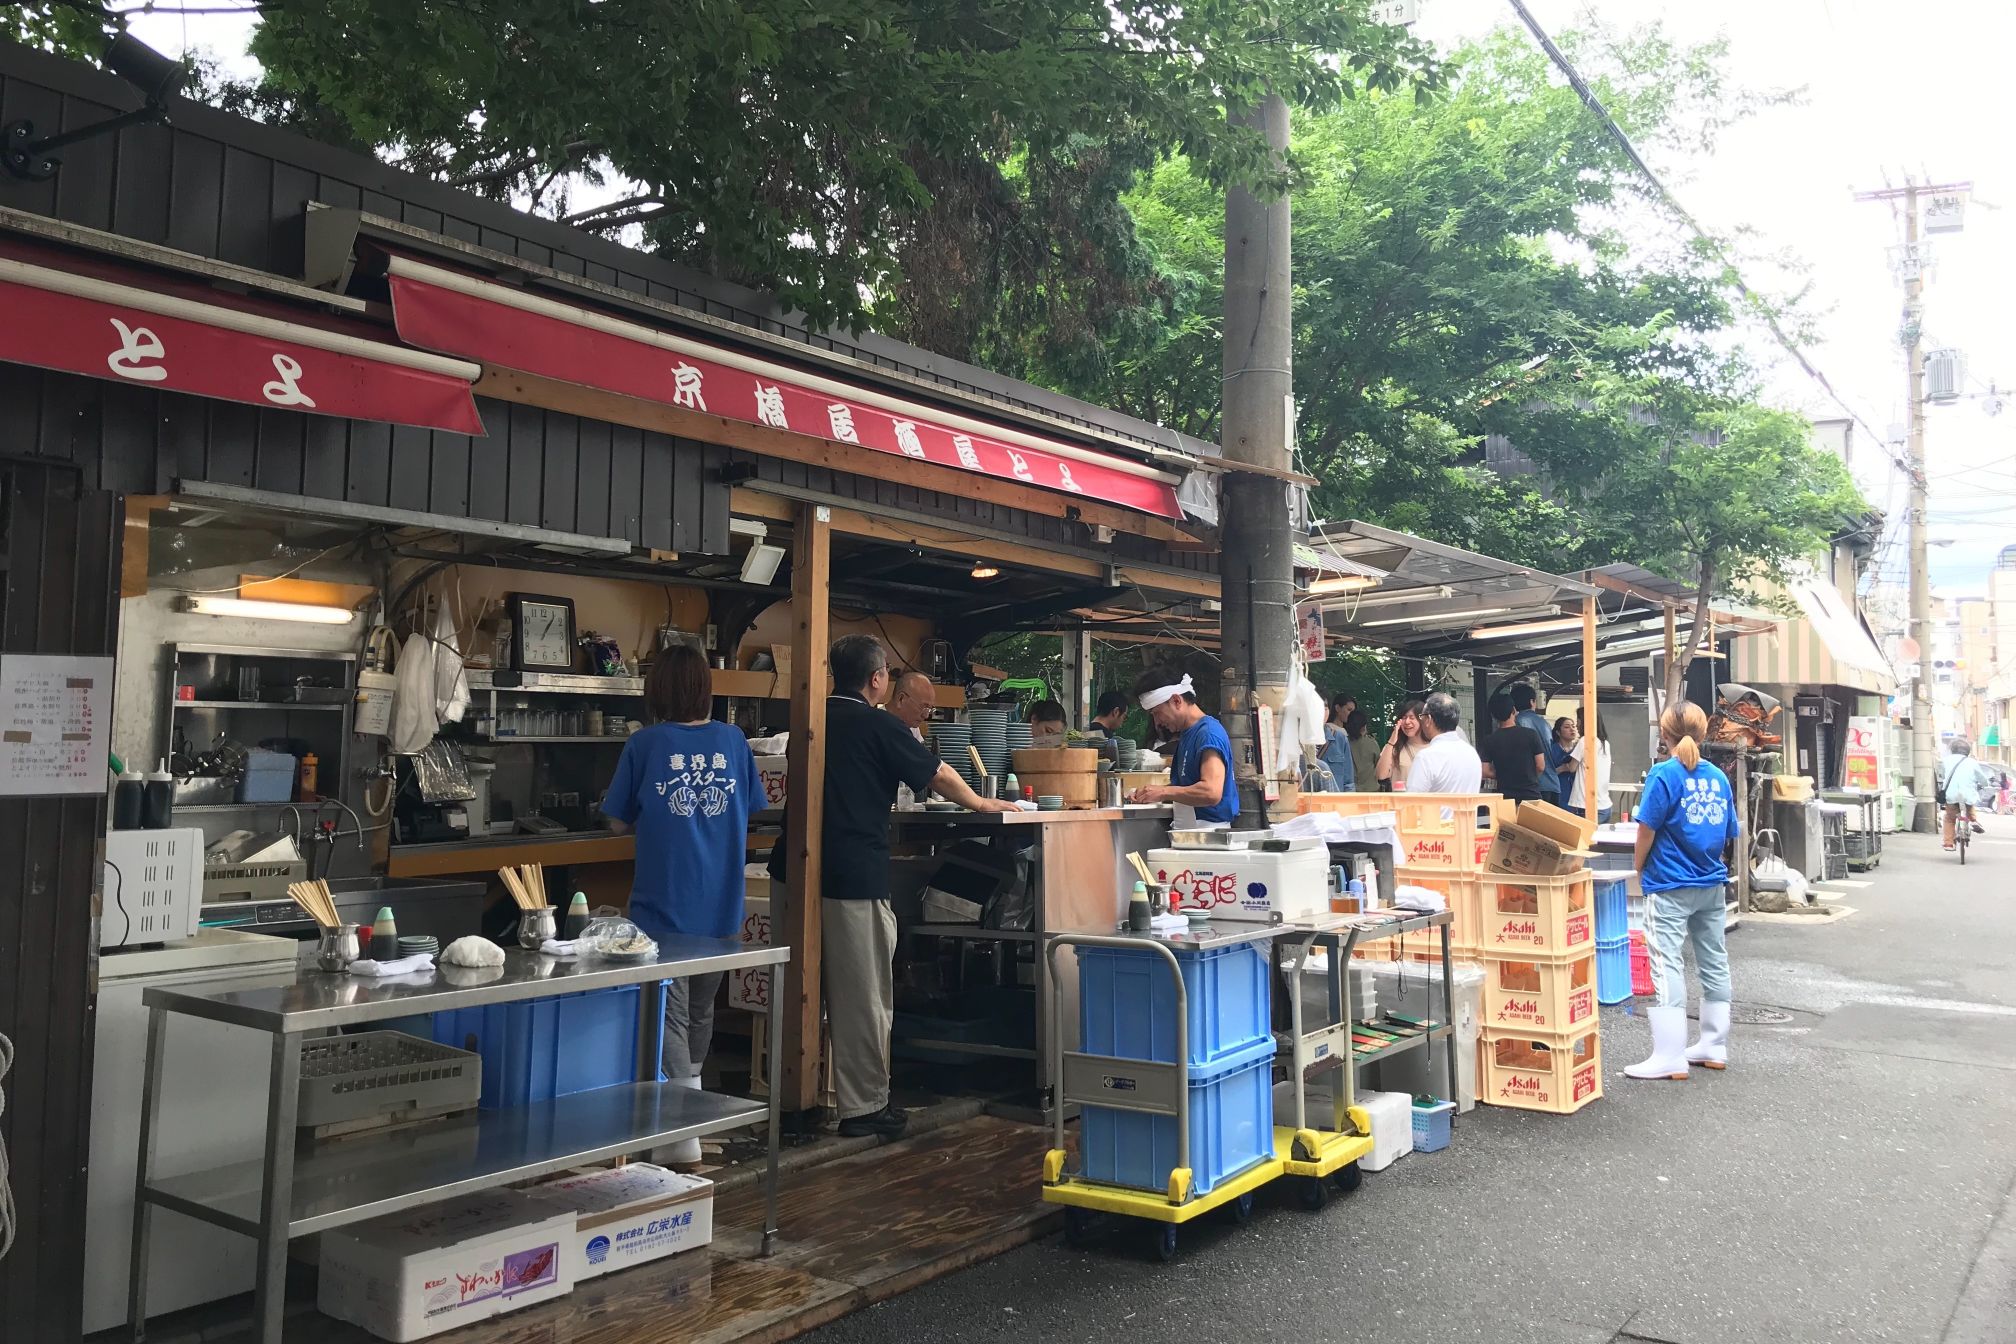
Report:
498,863,550,911
286,879,340,929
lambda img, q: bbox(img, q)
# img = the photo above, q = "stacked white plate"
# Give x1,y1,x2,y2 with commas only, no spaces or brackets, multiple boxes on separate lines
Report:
931,723,977,785
969,705,1012,778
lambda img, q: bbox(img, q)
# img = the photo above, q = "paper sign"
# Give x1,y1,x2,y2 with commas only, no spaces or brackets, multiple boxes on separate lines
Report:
1299,605,1327,663
0,654,112,795
1844,715,1880,791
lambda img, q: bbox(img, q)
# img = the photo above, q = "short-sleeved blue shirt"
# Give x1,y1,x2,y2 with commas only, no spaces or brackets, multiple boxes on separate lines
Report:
1518,710,1562,797
1174,713,1238,824
1635,755,1739,893
601,721,758,940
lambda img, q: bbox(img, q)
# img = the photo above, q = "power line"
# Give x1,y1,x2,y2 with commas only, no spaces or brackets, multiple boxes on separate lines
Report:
1504,0,1916,487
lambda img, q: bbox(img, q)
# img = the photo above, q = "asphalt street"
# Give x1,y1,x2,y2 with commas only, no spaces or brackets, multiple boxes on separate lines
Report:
806,823,2016,1344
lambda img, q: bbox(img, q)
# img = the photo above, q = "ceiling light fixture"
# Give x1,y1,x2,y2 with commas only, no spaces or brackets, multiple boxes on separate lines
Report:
182,595,353,625
1358,606,1517,629
739,542,786,586
1468,615,1585,640
1307,574,1380,596
971,564,1001,580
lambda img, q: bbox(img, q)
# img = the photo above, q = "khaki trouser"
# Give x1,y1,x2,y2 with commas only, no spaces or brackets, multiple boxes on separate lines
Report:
822,897,897,1120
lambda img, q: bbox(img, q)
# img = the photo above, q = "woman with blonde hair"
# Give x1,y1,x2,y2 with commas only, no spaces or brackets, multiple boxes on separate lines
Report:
1626,701,1742,1080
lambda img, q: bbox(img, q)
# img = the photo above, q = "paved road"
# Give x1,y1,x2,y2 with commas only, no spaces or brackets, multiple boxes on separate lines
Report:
806,824,2016,1344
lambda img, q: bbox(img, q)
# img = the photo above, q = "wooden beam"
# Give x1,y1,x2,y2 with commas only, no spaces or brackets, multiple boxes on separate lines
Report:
1663,604,1677,709
476,367,1201,545
729,488,1219,601
779,501,831,1111
120,494,167,599
1582,594,1598,749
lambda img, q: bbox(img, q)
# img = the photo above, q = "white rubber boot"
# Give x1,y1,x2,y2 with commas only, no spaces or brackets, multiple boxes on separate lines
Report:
658,1074,704,1166
1686,1000,1731,1070
1624,1006,1691,1081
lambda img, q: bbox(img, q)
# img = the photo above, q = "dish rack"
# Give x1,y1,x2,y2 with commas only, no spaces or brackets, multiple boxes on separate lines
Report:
296,1031,481,1129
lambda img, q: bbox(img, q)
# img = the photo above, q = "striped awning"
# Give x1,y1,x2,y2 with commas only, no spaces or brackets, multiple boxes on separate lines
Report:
1731,576,1895,695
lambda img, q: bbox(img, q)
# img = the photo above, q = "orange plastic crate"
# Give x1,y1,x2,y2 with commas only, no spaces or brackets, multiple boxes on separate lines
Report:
1480,1027,1604,1114
1391,869,1482,951
1482,953,1597,1034
1297,793,1512,872
1474,871,1596,958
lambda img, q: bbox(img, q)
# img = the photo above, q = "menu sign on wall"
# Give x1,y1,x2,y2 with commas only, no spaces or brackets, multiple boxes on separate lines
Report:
0,654,113,795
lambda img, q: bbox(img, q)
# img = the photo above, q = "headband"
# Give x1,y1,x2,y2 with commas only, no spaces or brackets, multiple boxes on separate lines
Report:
1138,674,1193,711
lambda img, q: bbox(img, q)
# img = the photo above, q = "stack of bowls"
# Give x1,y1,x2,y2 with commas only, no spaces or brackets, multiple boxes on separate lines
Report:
969,704,1012,778
1005,720,1033,755
397,934,439,961
1116,736,1141,770
1036,795,1064,811
931,722,976,786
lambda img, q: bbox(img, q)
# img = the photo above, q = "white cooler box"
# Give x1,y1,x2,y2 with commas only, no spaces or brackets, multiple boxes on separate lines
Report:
1147,845,1330,923
317,1189,574,1342
534,1162,714,1281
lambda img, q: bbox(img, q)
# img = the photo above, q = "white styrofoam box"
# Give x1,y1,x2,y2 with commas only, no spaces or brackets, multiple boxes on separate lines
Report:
729,879,772,1012
1147,846,1330,923
1357,1089,1415,1172
533,1162,714,1281
754,755,789,808
316,1189,574,1342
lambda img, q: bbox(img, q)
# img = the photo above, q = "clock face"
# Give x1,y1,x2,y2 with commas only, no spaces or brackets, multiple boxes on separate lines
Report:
522,602,572,667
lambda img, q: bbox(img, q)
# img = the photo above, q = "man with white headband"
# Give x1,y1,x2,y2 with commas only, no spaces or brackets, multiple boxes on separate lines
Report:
1126,665,1238,824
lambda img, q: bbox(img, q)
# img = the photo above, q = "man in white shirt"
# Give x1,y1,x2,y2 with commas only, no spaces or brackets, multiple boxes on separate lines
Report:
1407,691,1484,793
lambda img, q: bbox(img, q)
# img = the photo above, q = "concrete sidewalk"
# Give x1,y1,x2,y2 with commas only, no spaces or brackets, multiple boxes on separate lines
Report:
807,824,2016,1344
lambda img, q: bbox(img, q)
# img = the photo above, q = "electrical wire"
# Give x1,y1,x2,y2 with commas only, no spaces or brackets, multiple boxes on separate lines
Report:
107,858,128,948
0,1028,13,1263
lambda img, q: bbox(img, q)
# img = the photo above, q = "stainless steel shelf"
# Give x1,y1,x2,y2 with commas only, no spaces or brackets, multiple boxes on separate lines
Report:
146,1082,765,1238
468,670,645,696
910,923,1038,943
174,644,357,662
482,734,633,744
174,700,345,712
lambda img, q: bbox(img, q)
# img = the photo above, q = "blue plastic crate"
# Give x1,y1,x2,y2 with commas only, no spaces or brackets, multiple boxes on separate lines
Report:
1080,1037,1275,1196
399,982,665,1110
1411,1099,1455,1153
1594,935,1633,1005
1076,942,1270,1073
1593,872,1633,943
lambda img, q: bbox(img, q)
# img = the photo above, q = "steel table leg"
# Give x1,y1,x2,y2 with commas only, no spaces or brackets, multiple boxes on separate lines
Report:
253,1032,303,1344
127,1005,168,1342
762,990,784,1256
1440,922,1458,1115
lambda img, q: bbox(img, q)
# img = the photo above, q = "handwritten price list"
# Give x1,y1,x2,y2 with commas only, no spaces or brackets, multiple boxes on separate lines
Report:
0,654,113,795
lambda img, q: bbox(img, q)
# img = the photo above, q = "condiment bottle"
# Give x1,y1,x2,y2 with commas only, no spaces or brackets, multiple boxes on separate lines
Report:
1128,881,1152,932
1003,772,1019,798
141,759,175,829
370,906,398,961
297,751,319,801
113,766,145,830
563,892,590,940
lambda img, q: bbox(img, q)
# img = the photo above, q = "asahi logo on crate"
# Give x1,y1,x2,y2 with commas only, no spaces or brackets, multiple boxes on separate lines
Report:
1499,1075,1549,1103
1499,997,1539,1020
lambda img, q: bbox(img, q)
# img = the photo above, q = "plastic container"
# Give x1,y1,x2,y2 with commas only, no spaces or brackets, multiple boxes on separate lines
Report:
1592,871,1633,943
296,1031,480,1128
1482,953,1596,1034
1629,930,1654,997
407,982,666,1109
1145,846,1331,924
1595,935,1634,1005
1411,1099,1456,1153
142,759,176,828
1295,792,1509,871
1079,1038,1274,1196
1076,942,1270,1072
1357,1088,1416,1171
1473,871,1596,958
113,767,145,829
237,748,298,804
1480,1027,1603,1114
1361,962,1485,1113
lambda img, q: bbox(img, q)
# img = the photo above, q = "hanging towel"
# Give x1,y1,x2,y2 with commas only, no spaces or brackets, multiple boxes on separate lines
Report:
431,596,470,726
388,629,437,755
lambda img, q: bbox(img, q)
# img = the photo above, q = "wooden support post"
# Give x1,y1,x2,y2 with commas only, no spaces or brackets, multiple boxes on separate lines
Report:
780,503,831,1111
1662,604,1677,713
1582,595,1599,748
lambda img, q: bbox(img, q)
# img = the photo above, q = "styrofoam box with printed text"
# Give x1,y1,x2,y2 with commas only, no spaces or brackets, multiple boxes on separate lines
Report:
1146,846,1330,923
730,872,772,1012
534,1162,714,1280
316,1189,574,1342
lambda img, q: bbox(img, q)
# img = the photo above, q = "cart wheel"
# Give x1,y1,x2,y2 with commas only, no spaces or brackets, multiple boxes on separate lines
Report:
1332,1162,1363,1194
1297,1176,1328,1210
1153,1223,1180,1262
1228,1190,1255,1224
1064,1207,1095,1247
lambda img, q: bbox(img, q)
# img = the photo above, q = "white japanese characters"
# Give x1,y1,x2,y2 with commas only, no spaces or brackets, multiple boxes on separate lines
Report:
1005,447,1034,483
892,419,927,459
1057,462,1083,492
952,434,982,470
261,353,316,407
106,319,166,382
826,402,859,443
654,751,738,819
754,381,788,428
670,361,707,411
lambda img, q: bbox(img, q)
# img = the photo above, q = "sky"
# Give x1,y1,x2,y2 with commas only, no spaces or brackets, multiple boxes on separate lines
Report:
125,1,2015,600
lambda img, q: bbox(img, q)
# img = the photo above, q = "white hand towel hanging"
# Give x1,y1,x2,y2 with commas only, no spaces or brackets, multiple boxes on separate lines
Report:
431,596,469,726
388,629,437,755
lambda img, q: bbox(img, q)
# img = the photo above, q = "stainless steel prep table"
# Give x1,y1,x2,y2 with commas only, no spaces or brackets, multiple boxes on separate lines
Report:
127,937,792,1344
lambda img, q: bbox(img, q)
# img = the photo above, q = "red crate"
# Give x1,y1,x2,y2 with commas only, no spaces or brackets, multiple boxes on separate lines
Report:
1629,930,1654,997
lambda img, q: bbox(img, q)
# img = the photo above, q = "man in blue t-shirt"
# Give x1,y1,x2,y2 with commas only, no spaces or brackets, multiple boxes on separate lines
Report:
1510,683,1560,804
1126,665,1237,824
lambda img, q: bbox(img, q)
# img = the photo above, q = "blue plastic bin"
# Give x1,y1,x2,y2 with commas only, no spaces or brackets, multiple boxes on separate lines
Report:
1594,935,1633,1005
1411,1099,1456,1153
1076,942,1270,1073
1080,1036,1275,1196
398,982,665,1110
1592,872,1633,943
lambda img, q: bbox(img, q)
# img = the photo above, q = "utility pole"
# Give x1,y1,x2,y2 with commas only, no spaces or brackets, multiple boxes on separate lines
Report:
1854,177,1969,832
1219,92,1296,827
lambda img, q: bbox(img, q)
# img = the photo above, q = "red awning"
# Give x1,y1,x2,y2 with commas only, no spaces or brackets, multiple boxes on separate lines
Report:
0,256,485,435
383,256,1185,520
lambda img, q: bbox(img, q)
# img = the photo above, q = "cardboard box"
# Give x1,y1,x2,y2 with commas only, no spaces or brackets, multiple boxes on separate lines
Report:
753,755,789,808
317,1190,574,1342
533,1163,714,1281
728,876,772,1012
1483,801,1596,876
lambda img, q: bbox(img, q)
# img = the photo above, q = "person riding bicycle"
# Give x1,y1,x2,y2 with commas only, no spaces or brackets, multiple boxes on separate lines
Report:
1937,737,1990,852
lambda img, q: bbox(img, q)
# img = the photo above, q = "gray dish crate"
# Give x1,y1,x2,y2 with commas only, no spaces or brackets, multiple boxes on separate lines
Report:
297,1031,481,1128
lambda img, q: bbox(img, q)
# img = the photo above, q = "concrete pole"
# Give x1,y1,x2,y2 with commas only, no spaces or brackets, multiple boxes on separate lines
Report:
1904,185,1938,832
1220,92,1296,827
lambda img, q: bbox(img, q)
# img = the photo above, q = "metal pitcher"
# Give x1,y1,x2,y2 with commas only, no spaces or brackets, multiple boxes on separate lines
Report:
516,905,558,950
315,924,360,973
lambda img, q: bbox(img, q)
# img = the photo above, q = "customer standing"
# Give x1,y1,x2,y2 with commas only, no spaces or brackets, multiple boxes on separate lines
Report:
1510,684,1562,805
777,635,1017,1139
1347,709,1380,791
602,643,758,1162
1477,691,1546,801
1626,701,1741,1079
1376,698,1429,789
1559,711,1613,822
1405,692,1483,793
1318,696,1356,792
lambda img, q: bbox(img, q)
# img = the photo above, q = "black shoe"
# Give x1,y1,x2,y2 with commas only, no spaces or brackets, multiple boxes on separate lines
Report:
837,1104,908,1140
1971,821,1986,834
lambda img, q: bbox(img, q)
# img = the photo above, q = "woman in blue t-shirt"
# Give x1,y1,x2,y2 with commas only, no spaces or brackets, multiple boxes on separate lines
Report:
603,643,757,1158
1625,701,1742,1080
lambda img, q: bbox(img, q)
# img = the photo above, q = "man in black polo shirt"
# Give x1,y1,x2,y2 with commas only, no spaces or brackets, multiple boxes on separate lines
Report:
1479,689,1546,803
814,635,1015,1139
